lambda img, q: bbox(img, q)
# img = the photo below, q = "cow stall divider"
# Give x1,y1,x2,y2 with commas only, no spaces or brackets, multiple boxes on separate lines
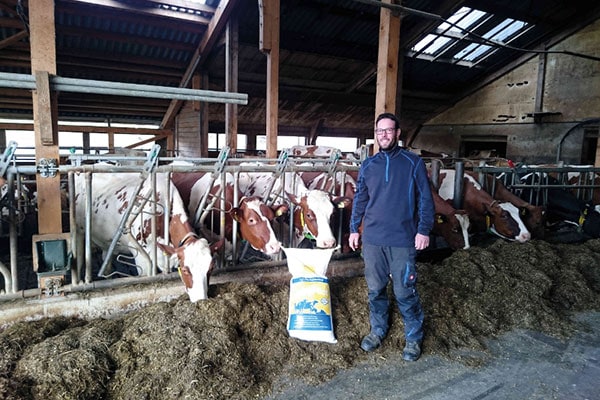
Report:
470,164,600,205
0,147,361,304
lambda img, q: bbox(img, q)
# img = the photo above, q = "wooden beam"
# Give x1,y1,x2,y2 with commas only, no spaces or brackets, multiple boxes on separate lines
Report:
160,0,238,129
374,0,401,153
225,15,239,153
308,119,324,146
0,30,28,50
61,0,212,24
260,0,280,158
30,0,62,235
35,71,56,146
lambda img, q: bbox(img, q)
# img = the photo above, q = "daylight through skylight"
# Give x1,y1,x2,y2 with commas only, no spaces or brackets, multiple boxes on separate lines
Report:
410,7,530,65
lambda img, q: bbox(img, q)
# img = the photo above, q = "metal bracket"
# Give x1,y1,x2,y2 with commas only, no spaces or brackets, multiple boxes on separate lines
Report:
213,146,230,177
276,149,289,175
141,144,161,178
327,148,341,174
0,140,17,177
37,158,59,178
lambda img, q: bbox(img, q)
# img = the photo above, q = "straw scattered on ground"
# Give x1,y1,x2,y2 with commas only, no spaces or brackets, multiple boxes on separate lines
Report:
1,238,599,400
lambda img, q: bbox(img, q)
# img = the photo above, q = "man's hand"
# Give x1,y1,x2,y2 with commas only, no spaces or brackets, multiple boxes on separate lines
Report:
415,233,430,250
349,232,361,251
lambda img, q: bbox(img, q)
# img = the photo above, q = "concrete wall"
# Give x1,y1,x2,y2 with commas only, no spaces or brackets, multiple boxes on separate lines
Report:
412,18,600,165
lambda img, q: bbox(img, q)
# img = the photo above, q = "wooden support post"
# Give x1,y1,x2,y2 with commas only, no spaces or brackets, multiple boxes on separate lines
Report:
259,0,280,159
226,15,239,153
30,0,62,234
374,0,401,153
197,73,209,158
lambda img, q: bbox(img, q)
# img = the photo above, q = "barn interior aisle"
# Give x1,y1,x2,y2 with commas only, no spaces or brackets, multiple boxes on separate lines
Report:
1,238,599,399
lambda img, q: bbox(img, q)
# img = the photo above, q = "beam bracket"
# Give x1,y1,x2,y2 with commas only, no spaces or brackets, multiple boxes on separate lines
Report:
37,158,59,178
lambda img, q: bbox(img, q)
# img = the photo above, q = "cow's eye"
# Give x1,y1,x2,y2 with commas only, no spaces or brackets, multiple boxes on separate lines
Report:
306,212,315,220
248,217,257,225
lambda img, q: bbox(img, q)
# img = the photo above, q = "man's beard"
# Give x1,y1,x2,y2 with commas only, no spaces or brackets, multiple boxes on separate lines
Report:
379,136,398,151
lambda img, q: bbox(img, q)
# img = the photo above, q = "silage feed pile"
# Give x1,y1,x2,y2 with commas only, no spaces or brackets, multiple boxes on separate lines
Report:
1,239,599,400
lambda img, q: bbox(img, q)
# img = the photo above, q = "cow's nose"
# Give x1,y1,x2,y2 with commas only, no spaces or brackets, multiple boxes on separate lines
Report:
517,232,531,243
318,238,336,248
265,241,282,254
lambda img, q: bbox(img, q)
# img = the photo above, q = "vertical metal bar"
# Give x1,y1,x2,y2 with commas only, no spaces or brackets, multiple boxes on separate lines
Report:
84,172,93,283
453,161,464,209
233,171,240,265
68,171,79,285
150,171,157,276
430,159,440,191
163,173,171,273
7,170,17,293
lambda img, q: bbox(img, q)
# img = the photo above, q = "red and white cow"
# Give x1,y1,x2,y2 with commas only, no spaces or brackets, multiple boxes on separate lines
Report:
299,170,357,253
289,145,340,158
566,171,600,206
436,169,531,243
238,167,350,249
171,169,286,256
430,188,471,250
469,171,546,239
74,169,223,302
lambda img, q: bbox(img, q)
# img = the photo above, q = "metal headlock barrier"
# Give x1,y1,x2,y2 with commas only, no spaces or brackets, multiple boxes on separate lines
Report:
2,146,598,302
0,146,361,301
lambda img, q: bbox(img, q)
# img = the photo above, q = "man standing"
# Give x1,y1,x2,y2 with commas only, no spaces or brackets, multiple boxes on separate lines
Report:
348,112,434,361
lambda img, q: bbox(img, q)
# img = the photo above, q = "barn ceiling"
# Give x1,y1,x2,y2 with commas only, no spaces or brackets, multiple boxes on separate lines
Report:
0,0,599,140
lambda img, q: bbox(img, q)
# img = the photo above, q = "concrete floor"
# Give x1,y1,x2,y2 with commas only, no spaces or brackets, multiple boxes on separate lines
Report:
265,311,600,400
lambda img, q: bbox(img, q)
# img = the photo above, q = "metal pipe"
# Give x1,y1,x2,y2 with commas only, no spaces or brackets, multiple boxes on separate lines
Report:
0,261,10,294
84,172,93,283
7,169,17,293
453,162,465,210
0,72,248,105
430,159,441,191
150,172,157,277
68,171,79,285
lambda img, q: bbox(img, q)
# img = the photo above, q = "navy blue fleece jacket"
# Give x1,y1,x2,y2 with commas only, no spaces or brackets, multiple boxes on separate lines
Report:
350,146,435,247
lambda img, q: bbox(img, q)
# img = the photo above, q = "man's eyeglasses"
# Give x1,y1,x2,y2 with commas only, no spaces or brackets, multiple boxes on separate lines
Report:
374,127,396,136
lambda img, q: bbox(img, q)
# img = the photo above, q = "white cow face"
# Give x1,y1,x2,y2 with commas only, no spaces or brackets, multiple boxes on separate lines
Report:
159,237,224,302
287,190,337,248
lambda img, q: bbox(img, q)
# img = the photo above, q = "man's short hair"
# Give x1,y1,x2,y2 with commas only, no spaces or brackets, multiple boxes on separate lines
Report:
375,113,400,129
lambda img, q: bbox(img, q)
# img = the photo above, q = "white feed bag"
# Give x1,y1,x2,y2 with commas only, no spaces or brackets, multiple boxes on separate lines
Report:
283,247,337,344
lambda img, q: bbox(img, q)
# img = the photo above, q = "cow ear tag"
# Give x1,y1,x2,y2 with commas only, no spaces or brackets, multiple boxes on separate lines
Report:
435,215,444,224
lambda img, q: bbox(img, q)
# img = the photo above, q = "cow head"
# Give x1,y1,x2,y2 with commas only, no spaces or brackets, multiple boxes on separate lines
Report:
581,206,600,238
519,204,546,239
230,196,287,255
432,211,471,250
484,201,531,243
158,237,225,302
286,190,341,248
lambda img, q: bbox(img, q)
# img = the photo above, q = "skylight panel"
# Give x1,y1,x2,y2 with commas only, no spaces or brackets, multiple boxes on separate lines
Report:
410,6,530,64
419,36,451,55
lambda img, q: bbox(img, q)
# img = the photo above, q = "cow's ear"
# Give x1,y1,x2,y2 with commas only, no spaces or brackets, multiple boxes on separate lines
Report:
274,204,289,216
230,207,242,222
209,238,226,254
435,213,446,224
332,196,352,209
157,242,177,255
285,191,300,205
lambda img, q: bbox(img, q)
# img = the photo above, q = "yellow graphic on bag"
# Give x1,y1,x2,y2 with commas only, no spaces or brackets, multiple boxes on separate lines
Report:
283,247,337,344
